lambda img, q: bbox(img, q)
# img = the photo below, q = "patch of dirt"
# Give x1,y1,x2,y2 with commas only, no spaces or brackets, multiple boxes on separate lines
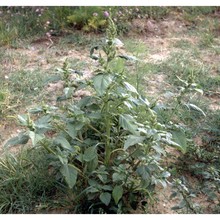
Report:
147,50,171,63
0,120,24,155
130,17,187,38
149,184,178,214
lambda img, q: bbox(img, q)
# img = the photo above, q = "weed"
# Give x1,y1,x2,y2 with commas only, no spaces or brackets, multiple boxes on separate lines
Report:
0,147,60,213
0,87,10,116
4,15,184,214
173,39,192,49
199,32,215,48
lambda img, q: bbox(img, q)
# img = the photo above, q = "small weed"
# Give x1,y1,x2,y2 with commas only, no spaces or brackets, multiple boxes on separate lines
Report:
199,32,215,48
173,39,192,49
0,87,10,116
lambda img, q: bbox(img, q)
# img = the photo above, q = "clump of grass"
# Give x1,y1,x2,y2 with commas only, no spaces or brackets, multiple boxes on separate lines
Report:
160,52,210,86
0,87,10,116
173,39,193,49
0,147,61,213
199,32,215,48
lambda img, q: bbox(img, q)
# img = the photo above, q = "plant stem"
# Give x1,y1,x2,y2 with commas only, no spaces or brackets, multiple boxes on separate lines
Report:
104,93,111,166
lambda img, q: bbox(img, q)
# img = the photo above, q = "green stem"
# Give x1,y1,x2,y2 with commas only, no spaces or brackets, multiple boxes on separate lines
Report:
104,92,111,166
166,101,180,123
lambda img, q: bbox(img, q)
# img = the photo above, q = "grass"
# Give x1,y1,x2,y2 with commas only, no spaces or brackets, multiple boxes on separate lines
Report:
0,147,62,213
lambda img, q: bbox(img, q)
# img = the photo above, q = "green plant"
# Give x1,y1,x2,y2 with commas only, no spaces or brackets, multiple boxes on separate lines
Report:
199,32,215,48
5,16,183,213
170,178,202,214
67,7,107,33
0,87,10,115
0,147,60,213
7,69,51,104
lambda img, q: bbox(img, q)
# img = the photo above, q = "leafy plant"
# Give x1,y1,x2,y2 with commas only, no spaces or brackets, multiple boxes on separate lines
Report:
5,15,182,214
170,178,201,214
67,7,107,33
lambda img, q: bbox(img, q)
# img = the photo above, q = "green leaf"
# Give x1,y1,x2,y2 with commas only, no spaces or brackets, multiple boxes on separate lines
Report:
77,96,95,108
118,55,138,61
35,115,52,133
194,88,203,95
93,74,113,96
124,82,138,94
87,156,98,172
68,105,84,115
29,131,45,146
83,147,97,162
64,87,74,98
102,185,113,191
170,192,177,199
66,123,78,139
112,173,124,182
124,135,145,150
60,164,78,189
54,136,72,151
112,185,123,205
87,112,102,119
186,103,206,117
4,132,29,148
119,114,139,135
152,144,166,155
136,165,150,180
171,130,188,154
28,107,43,114
162,137,184,152
99,192,111,206
18,114,28,126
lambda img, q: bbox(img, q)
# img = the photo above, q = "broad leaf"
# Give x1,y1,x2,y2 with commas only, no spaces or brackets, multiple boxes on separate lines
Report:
28,107,43,114
171,130,188,154
87,156,98,172
112,173,125,182
124,82,138,94
152,144,166,155
35,115,52,133
83,147,97,162
29,131,45,146
112,185,123,205
60,164,78,189
68,105,84,115
162,137,184,152
66,123,78,139
18,114,28,126
4,132,29,148
136,165,150,180
119,114,139,135
64,87,74,98
99,192,111,206
54,136,72,151
124,135,145,150
77,96,95,108
93,74,113,96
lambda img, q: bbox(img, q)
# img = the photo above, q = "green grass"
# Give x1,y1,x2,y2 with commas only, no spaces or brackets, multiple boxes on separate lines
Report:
0,147,62,213
7,69,51,104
